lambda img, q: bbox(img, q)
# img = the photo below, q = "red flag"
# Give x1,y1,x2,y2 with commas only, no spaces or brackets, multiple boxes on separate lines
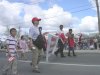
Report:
59,33,66,44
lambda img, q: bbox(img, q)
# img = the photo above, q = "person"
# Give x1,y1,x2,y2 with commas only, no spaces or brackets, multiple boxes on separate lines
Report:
18,35,28,60
64,40,68,50
67,29,76,56
78,34,82,50
39,27,47,55
2,28,18,75
0,39,2,49
29,17,43,73
89,37,94,50
54,25,66,58
93,37,98,49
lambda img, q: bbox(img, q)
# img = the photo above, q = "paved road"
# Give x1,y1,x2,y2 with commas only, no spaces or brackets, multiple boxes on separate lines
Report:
0,51,100,75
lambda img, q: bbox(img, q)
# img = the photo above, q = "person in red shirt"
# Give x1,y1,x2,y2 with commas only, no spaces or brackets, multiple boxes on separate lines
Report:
67,29,76,56
78,34,82,49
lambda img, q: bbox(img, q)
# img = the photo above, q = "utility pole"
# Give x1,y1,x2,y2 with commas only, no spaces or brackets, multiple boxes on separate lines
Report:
95,0,100,34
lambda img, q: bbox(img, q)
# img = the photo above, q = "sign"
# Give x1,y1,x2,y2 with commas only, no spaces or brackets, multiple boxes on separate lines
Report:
46,34,58,62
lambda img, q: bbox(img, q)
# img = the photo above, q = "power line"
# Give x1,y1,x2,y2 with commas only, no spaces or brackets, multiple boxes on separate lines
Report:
67,4,91,10
71,7,93,13
19,0,91,10
43,6,94,19
24,1,42,5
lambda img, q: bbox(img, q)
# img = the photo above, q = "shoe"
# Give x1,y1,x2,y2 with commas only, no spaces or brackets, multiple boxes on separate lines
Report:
35,66,39,70
73,54,76,57
2,72,7,75
2,70,8,75
68,54,71,57
30,62,32,66
61,55,66,58
32,70,40,73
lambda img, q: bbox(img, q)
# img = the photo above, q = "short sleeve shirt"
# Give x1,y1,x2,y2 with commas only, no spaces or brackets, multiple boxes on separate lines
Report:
57,30,66,44
6,35,17,56
29,25,39,40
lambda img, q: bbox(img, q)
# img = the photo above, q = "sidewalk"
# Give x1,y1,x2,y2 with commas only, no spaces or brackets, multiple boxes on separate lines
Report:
0,49,100,53
64,50,100,53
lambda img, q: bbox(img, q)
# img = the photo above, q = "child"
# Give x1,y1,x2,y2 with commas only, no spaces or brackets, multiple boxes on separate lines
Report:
2,28,18,75
67,29,76,56
19,35,28,60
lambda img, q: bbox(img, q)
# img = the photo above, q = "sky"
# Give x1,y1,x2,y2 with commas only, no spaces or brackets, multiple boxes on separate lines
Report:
0,0,99,35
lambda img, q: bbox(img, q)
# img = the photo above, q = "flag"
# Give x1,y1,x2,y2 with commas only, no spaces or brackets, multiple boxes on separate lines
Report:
8,56,15,62
59,33,66,44
46,34,58,62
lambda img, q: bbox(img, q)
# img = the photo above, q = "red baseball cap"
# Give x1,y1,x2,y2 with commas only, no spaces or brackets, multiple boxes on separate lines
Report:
32,17,41,22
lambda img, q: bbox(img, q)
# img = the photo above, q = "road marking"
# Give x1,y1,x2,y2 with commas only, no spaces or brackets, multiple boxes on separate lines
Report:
18,60,100,67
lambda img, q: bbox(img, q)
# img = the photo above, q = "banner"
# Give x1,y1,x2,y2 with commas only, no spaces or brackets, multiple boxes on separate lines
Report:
46,34,58,62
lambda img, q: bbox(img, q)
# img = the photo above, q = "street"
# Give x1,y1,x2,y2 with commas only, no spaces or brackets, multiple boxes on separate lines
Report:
0,50,100,75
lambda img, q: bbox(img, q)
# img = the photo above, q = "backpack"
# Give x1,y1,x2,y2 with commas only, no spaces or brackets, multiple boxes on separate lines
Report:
33,35,45,49
32,27,45,49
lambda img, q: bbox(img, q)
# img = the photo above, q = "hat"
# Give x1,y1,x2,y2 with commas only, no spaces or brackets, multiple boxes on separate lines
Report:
32,17,41,22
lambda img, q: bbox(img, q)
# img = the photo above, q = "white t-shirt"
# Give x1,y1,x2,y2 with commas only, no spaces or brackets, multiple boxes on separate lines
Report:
57,30,65,38
29,25,39,40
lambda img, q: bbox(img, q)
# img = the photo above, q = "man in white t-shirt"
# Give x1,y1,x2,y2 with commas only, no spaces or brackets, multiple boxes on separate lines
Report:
29,17,42,73
54,25,66,57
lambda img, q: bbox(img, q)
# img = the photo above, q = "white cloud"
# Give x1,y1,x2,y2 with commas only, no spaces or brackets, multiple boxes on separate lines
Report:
23,4,44,23
23,4,78,30
0,0,78,33
0,0,98,35
30,0,45,3
0,0,23,26
0,25,6,35
79,16,98,32
42,5,78,30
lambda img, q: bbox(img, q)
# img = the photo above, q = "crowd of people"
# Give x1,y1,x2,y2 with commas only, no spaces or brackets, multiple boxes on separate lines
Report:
1,17,100,75
71,37,99,50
